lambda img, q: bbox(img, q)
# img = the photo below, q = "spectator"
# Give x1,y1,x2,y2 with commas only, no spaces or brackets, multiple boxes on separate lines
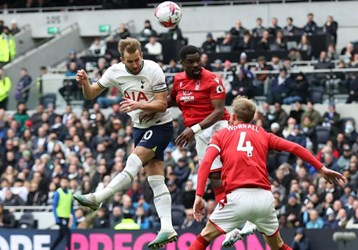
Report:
0,67,11,110
257,30,270,51
301,101,322,127
327,44,339,61
283,17,298,36
181,208,202,229
297,35,312,60
239,31,254,51
13,102,30,132
321,104,341,135
290,227,311,250
271,30,287,51
346,76,358,103
144,35,162,61
345,207,358,229
273,102,289,132
268,17,282,37
288,48,302,61
229,19,248,37
343,119,358,145
200,53,212,71
10,20,20,35
337,143,352,173
201,33,217,53
173,157,190,189
165,59,181,85
269,67,294,104
217,32,238,52
93,207,110,228
306,209,324,229
167,25,183,40
114,23,131,41
282,192,301,227
110,205,123,228
26,181,47,205
340,42,355,64
212,59,223,72
65,50,84,71
226,68,255,105
140,20,157,39
0,202,16,228
252,17,265,37
89,37,106,57
134,205,151,229
0,26,16,65
96,86,121,109
167,179,183,205
15,68,32,103
323,16,338,46
285,72,308,105
114,212,140,230
303,13,318,35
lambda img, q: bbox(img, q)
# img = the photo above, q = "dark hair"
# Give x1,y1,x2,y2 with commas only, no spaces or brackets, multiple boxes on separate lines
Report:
179,45,200,61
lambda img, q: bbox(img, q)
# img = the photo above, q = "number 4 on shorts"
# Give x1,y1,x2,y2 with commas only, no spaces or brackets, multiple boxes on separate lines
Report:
237,132,253,157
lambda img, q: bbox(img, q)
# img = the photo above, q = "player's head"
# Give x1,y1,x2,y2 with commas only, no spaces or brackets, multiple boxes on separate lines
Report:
60,176,70,189
118,37,143,75
179,45,202,79
231,96,256,124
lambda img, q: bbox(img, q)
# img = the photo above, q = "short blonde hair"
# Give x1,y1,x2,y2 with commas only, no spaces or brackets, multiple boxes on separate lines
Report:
118,37,142,56
232,96,256,123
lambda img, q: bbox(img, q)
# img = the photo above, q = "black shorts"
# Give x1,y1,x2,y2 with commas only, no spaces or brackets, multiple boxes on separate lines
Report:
133,122,173,161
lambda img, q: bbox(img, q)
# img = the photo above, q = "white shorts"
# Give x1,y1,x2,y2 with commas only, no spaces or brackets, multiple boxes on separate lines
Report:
195,120,228,172
209,188,279,236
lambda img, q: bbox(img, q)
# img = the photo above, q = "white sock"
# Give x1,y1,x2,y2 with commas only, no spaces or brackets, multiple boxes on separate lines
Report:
93,154,142,203
148,175,174,232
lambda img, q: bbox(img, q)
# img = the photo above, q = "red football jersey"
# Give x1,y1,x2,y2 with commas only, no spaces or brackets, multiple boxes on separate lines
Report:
170,68,230,127
196,122,323,196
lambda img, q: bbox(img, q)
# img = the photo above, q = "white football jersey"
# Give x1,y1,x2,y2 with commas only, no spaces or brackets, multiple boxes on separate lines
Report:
98,59,172,128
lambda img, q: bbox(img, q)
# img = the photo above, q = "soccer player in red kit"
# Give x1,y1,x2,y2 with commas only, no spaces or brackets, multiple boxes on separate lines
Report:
168,45,229,202
189,97,346,250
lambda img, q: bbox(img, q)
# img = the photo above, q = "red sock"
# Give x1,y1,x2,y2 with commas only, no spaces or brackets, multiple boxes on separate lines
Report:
189,235,210,250
213,185,225,203
279,243,292,250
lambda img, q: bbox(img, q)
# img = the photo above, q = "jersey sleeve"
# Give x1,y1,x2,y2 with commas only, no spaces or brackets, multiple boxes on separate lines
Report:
267,133,323,170
208,132,222,152
151,63,167,93
209,75,226,100
98,67,115,89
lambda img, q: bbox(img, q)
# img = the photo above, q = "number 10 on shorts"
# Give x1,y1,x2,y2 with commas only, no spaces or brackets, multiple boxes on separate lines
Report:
237,132,253,157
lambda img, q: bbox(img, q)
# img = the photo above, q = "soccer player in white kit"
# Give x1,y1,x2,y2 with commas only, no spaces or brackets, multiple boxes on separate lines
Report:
74,38,177,249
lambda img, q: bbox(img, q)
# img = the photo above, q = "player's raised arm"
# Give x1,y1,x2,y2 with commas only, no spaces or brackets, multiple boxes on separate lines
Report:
76,69,105,99
268,133,347,186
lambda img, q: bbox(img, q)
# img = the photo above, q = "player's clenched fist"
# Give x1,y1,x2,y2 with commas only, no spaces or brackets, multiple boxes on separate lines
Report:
76,69,89,85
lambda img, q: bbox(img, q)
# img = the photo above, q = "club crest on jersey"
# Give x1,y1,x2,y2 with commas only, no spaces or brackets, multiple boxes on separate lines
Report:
180,90,194,102
195,81,200,90
216,85,224,93
182,90,192,96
